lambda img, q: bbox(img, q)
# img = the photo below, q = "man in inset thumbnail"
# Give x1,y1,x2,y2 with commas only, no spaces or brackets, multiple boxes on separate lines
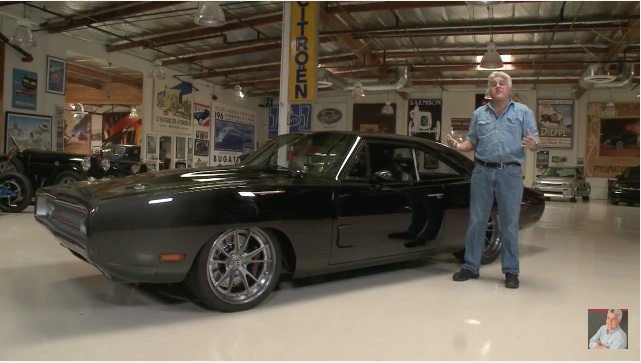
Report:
589,308,627,349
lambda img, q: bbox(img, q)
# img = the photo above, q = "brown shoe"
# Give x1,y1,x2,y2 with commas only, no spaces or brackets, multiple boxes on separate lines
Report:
452,268,479,281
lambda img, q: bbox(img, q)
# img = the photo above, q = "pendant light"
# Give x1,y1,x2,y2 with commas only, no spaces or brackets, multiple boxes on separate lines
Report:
479,6,503,70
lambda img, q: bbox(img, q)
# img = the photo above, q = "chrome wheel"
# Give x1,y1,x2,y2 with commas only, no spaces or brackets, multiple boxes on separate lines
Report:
205,228,278,306
482,212,500,261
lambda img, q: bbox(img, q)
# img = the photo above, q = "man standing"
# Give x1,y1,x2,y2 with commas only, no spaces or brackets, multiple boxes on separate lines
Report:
589,309,627,349
445,71,539,289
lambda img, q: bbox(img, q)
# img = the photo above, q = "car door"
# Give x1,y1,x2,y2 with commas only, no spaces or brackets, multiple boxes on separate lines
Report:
329,140,446,265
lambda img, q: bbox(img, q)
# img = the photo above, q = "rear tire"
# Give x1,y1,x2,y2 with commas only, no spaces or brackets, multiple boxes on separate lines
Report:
453,210,501,265
0,156,25,174
186,228,282,312
0,172,33,213
54,171,84,185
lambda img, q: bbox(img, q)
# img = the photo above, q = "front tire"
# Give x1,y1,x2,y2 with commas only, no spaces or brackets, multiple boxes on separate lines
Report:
0,172,34,213
54,171,84,184
453,210,501,265
187,228,282,312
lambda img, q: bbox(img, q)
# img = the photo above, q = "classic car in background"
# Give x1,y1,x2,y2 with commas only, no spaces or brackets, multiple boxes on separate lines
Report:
101,144,148,176
531,166,591,202
0,136,111,188
0,171,33,213
34,131,545,312
609,166,639,206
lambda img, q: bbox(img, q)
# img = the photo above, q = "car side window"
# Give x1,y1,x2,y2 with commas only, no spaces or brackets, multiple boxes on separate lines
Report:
414,148,465,181
344,142,418,182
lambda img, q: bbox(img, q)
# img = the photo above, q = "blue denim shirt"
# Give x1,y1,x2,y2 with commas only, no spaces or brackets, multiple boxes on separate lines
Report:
467,99,538,164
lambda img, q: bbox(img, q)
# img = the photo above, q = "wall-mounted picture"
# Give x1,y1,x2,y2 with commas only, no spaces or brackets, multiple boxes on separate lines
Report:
195,139,210,157
46,56,66,95
537,99,573,148
146,134,157,159
12,68,37,110
4,111,52,153
176,136,186,159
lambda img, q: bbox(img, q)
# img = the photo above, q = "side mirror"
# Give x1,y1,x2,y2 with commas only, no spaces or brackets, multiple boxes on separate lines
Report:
374,170,393,181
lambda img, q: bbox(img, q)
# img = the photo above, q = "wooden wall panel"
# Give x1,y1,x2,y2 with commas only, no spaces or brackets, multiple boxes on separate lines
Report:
66,82,142,106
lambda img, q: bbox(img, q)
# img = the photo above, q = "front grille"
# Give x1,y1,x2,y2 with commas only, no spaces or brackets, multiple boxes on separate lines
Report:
36,195,88,249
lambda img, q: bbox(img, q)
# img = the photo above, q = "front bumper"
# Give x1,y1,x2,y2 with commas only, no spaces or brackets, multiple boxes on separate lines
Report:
531,186,574,198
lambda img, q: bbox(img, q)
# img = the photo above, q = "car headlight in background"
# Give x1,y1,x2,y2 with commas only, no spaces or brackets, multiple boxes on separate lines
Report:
131,163,141,174
81,156,91,171
101,159,111,171
562,182,574,188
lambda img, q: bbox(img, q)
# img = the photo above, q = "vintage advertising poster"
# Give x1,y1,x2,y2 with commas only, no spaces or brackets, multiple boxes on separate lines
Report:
267,104,312,138
352,103,396,133
585,102,639,178
537,99,573,148
4,112,51,153
12,69,37,111
63,112,91,154
313,103,347,131
55,105,65,151
152,79,194,135
408,99,442,142
102,112,141,147
211,102,256,166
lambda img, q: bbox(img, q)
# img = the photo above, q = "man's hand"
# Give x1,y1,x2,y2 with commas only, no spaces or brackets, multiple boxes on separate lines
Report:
522,129,539,150
446,134,458,150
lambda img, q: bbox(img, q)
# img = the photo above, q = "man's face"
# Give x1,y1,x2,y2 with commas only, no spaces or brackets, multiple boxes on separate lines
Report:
606,313,620,331
489,76,511,102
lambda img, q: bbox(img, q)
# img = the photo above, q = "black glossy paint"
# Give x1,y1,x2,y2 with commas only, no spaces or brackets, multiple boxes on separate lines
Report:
34,131,546,284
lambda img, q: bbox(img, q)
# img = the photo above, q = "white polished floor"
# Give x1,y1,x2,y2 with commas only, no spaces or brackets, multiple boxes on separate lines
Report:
0,199,638,360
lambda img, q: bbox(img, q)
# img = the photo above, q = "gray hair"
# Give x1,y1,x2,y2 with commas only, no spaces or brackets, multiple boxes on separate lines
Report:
488,71,512,89
608,309,623,321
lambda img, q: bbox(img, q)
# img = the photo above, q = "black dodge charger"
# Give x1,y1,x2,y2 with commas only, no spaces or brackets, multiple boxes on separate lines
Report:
34,131,545,312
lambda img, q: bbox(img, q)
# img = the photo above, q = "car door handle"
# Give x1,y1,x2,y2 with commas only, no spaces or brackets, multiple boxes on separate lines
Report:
427,193,443,199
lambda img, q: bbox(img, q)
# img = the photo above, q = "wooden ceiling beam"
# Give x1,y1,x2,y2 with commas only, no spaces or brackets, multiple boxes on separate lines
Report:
67,64,142,89
107,13,283,52
66,75,102,90
41,2,187,33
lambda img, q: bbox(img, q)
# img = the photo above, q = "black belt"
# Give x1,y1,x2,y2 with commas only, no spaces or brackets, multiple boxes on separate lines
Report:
476,159,520,169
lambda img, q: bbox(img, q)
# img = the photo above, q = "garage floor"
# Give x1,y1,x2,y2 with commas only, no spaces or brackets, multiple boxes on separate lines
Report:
0,199,638,360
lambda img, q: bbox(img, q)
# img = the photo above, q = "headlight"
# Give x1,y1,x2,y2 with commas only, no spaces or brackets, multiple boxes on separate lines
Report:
101,159,111,171
81,156,91,171
562,182,573,188
131,163,141,174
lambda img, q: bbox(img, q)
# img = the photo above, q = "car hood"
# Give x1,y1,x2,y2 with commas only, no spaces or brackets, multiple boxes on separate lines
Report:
57,165,308,202
536,177,573,182
615,179,640,188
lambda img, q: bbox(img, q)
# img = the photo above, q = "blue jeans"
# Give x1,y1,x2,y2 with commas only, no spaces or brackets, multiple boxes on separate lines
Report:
462,164,523,275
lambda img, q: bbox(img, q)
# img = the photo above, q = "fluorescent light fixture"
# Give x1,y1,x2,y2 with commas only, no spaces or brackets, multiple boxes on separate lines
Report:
476,54,512,70
149,60,166,80
381,101,394,115
478,43,504,69
194,2,226,27
238,191,255,197
11,18,36,47
149,198,173,205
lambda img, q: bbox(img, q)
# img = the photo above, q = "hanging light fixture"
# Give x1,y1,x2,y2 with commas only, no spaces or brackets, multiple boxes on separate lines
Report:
232,85,245,101
351,82,365,98
479,7,503,70
484,88,492,99
603,89,617,117
381,92,394,114
149,59,166,80
11,17,36,47
129,107,139,119
194,2,226,27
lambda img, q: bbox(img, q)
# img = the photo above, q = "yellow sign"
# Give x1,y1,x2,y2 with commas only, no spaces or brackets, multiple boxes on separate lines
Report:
288,1,318,103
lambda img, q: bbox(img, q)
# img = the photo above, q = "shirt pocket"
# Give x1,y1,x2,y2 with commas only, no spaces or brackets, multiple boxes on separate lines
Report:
506,116,522,133
477,116,494,138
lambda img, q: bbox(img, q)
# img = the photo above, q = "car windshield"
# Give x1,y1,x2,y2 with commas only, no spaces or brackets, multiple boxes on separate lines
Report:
541,167,575,178
243,132,358,178
113,146,127,156
620,167,640,180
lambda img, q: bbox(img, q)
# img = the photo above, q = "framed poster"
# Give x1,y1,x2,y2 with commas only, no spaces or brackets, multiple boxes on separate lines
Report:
537,99,573,148
4,111,52,153
46,56,66,95
12,68,37,110
536,150,549,169
146,134,158,159
353,103,396,133
408,99,442,142
176,136,186,159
